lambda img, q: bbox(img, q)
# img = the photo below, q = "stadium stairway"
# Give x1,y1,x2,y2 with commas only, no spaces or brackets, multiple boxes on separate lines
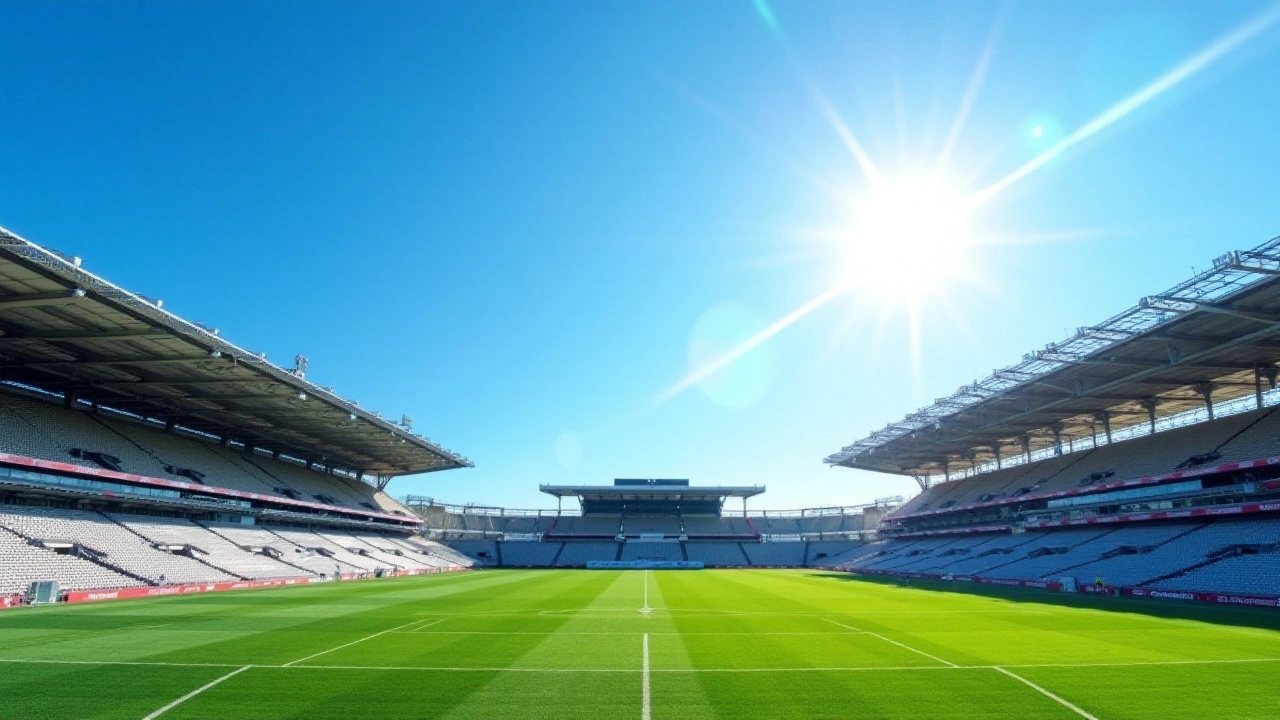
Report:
0,522,146,593
1037,523,1207,580
101,513,253,581
197,522,320,577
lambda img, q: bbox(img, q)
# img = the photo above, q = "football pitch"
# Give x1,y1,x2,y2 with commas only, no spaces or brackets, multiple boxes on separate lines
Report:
2,569,1279,719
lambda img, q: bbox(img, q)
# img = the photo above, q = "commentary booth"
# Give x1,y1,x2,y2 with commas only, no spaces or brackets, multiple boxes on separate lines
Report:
540,479,765,539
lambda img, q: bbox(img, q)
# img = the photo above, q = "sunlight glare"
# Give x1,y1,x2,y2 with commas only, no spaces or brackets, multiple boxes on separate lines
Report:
843,181,975,300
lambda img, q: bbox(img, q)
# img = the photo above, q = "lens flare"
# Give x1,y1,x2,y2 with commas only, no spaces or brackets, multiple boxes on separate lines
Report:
843,181,975,300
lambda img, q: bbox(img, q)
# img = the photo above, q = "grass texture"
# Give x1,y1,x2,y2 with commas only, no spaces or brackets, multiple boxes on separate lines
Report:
1,569,1278,719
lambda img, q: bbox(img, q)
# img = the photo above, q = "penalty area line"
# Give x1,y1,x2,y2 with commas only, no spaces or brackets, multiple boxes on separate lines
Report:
993,666,1099,720
824,619,958,668
642,633,651,720
282,617,447,667
141,665,253,719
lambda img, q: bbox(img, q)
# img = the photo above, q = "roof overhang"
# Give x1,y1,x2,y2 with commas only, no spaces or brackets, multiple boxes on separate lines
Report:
0,225,471,476
826,238,1280,477
539,485,765,501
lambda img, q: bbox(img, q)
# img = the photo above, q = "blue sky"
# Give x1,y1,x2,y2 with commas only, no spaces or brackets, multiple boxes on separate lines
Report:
3,1,1280,510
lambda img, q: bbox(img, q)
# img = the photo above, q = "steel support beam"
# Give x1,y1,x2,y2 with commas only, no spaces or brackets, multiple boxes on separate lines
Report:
0,288,86,310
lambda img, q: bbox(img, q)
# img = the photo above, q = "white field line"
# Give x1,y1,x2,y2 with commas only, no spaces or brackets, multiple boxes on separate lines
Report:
141,665,252,719
824,619,958,668
993,666,1099,720
388,631,872,636
642,633,651,720
282,618,446,667
2,656,1279,673
407,609,1048,617
0,658,246,668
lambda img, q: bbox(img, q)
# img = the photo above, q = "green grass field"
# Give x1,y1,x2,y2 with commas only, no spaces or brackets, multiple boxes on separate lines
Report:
2,569,1279,719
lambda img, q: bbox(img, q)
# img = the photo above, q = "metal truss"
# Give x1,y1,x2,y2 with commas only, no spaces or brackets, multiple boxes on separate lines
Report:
825,234,1280,472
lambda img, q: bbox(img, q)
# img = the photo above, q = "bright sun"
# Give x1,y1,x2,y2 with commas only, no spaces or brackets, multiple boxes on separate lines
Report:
842,180,975,300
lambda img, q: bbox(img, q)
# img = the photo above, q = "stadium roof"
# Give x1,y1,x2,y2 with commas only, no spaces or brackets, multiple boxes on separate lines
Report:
826,234,1280,478
0,225,470,477
539,485,765,501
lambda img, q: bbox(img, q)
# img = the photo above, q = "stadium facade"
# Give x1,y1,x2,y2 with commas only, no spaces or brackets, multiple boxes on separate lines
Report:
0,226,473,606
5,225,1280,611
823,235,1280,607
417,479,891,569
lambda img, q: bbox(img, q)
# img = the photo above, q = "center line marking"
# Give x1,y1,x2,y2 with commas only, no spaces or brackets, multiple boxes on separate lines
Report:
142,665,252,719
993,666,1099,720
283,618,446,667
824,619,958,668
640,569,652,615
642,633,651,720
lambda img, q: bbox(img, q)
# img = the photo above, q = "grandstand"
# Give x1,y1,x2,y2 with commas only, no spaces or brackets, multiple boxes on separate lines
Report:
826,236,1280,606
0,226,472,600
416,479,886,567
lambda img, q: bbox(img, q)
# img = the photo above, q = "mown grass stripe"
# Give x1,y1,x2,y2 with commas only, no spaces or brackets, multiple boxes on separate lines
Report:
282,617,446,666
993,666,1100,720
141,664,253,719
823,618,959,667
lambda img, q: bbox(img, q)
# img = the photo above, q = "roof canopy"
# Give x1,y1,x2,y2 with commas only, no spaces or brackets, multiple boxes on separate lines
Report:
0,226,470,477
826,235,1280,477
539,484,765,502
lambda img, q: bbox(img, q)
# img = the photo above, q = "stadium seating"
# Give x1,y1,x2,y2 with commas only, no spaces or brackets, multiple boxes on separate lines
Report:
0,506,236,585
683,542,751,566
106,513,311,579
0,392,412,517
554,542,620,565
552,517,621,536
1156,547,1280,595
271,528,379,572
201,522,345,576
622,517,683,535
1065,518,1280,588
619,542,683,561
499,541,561,566
843,517,1280,600
895,406,1280,518
740,541,805,566
0,522,142,594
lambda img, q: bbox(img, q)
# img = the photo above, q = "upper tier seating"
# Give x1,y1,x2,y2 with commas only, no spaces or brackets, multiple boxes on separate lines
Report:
681,517,754,536
0,392,412,518
553,517,621,536
894,407,1280,518
623,517,684,535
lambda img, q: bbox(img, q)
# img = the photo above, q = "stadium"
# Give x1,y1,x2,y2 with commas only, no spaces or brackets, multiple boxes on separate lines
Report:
3,224,1280,719
6,3,1280,719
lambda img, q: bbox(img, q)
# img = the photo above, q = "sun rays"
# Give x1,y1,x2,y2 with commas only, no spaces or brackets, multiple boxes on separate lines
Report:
657,2,1280,408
